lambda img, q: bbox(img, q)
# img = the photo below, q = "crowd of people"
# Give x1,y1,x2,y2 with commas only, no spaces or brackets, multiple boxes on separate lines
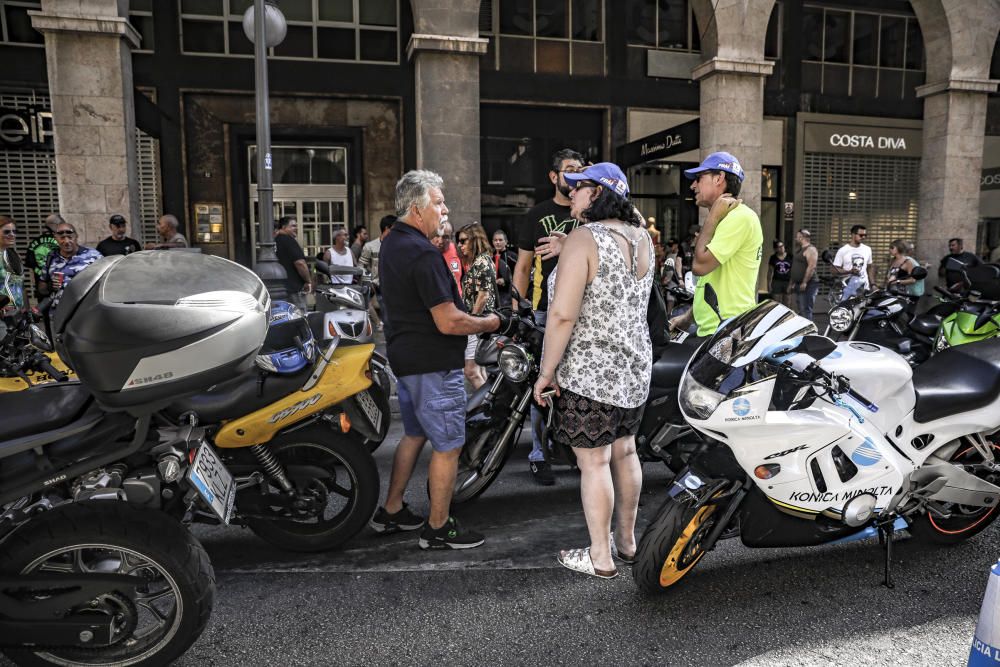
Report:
0,212,186,316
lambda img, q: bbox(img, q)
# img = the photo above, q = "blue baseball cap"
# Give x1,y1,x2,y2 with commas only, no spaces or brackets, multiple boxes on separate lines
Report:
563,162,630,198
684,152,745,182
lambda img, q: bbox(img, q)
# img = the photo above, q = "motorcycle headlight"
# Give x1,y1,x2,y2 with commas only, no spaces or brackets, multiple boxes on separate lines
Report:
498,344,531,382
828,306,854,333
679,372,725,421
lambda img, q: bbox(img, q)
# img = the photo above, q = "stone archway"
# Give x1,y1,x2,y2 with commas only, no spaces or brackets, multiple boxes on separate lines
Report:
909,0,1000,280
688,0,776,217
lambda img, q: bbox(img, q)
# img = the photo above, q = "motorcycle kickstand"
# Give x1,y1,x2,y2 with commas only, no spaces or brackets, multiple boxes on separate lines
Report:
877,523,895,589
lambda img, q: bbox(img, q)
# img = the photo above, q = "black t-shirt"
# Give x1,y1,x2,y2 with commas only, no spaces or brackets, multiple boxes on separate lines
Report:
25,232,57,280
517,199,578,311
274,233,307,292
380,222,466,376
96,236,141,257
939,251,981,289
768,253,792,282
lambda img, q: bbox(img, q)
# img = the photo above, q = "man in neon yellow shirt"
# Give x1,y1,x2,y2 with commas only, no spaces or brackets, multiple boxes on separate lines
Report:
668,152,763,337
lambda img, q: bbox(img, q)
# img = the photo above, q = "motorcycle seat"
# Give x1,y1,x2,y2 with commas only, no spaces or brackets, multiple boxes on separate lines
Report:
912,337,1000,423
0,382,92,441
908,313,941,337
651,343,695,390
164,365,312,423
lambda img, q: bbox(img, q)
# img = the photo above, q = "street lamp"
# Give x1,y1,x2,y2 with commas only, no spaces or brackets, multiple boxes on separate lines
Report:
243,0,287,300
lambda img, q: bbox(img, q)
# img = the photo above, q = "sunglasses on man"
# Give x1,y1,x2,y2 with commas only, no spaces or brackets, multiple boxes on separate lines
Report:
55,231,76,238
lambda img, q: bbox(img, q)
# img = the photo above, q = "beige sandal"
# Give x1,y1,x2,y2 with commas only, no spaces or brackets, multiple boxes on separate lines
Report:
557,547,618,579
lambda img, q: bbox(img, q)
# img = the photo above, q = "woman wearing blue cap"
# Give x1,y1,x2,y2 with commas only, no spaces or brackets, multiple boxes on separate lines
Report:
532,162,653,579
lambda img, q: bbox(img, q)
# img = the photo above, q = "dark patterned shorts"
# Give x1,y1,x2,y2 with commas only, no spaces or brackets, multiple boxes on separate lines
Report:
552,388,644,449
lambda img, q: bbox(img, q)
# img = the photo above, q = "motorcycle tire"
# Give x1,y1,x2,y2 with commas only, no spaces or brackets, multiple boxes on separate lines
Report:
910,440,1000,545
450,424,514,505
243,425,380,552
633,495,720,594
0,501,214,667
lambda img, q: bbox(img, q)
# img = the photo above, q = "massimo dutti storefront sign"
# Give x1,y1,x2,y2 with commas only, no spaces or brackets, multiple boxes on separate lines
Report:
804,122,922,158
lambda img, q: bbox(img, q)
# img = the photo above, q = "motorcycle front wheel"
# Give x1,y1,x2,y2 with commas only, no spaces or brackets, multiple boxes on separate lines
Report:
910,439,1000,545
241,425,380,552
0,501,214,667
633,496,720,594
451,424,514,505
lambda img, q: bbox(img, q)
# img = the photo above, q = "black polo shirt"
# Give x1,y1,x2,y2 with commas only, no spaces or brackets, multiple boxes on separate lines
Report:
380,221,466,376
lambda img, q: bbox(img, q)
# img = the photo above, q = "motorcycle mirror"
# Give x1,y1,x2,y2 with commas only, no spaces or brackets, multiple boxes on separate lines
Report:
910,266,928,280
791,334,837,360
664,257,675,269
703,282,722,323
683,271,696,294
821,249,834,264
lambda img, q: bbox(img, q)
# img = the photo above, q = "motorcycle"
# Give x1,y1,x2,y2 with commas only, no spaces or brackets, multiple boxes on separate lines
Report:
8,252,385,555
452,298,574,503
934,261,1000,352
633,288,1000,593
454,290,705,504
313,261,375,344
0,293,215,666
0,300,76,391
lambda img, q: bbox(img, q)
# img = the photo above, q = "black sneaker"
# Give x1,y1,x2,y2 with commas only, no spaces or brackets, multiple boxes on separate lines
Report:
370,503,425,534
530,460,555,486
418,517,485,550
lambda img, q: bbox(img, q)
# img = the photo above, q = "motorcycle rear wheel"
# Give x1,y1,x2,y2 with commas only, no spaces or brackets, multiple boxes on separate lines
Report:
910,440,1000,545
0,501,214,667
242,426,380,552
633,496,720,594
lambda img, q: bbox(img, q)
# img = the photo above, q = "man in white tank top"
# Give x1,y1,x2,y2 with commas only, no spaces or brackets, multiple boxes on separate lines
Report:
324,228,355,284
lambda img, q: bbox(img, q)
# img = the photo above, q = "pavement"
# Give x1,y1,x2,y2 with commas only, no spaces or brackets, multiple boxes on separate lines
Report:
164,419,998,667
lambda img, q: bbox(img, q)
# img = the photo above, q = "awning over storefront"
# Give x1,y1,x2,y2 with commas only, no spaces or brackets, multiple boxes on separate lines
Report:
617,119,699,168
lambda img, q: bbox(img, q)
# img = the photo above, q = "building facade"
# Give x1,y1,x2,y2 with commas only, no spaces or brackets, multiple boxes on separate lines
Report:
2,0,998,283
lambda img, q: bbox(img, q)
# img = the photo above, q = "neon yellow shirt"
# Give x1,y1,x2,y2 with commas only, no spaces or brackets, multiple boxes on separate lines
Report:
692,203,763,337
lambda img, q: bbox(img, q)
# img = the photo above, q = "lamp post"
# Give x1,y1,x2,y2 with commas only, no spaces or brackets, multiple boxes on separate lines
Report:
243,0,288,300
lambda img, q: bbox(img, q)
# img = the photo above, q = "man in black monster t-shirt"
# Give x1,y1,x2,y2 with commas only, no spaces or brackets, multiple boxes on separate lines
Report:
513,147,584,485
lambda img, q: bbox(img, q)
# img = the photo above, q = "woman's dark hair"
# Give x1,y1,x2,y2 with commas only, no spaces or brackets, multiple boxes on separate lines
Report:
1,216,22,275
581,188,642,227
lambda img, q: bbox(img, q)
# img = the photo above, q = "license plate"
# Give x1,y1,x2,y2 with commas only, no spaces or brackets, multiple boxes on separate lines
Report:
356,390,383,433
187,444,236,524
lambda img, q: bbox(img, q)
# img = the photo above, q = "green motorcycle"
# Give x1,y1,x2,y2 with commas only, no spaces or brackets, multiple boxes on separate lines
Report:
934,261,1000,351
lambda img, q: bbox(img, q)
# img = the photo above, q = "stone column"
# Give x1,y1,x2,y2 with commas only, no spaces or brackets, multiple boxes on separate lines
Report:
916,80,997,279
692,59,774,218
30,0,141,246
407,0,487,226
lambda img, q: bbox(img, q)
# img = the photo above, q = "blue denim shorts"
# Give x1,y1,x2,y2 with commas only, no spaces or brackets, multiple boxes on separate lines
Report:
396,368,466,452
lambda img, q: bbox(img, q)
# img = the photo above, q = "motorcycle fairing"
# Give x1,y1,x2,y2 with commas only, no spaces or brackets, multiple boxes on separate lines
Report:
214,343,374,448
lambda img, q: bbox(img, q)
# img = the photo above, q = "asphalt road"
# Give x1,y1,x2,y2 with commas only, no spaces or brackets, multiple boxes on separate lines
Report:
169,421,998,667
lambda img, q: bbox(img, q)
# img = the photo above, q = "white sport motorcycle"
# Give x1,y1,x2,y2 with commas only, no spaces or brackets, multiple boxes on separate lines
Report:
633,295,1000,593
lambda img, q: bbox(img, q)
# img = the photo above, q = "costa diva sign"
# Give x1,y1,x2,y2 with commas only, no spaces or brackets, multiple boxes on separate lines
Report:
804,122,922,158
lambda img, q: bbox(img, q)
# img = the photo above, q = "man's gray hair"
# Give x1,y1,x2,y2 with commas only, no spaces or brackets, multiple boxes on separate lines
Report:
395,170,443,218
161,214,180,230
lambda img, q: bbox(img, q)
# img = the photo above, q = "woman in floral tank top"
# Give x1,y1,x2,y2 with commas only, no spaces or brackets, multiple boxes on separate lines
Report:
533,163,653,580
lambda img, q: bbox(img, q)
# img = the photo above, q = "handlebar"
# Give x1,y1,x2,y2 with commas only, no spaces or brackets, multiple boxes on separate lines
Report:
34,353,68,382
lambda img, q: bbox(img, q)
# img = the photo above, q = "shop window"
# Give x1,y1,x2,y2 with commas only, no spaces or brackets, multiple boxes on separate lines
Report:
482,0,604,75
802,5,924,100
179,0,398,63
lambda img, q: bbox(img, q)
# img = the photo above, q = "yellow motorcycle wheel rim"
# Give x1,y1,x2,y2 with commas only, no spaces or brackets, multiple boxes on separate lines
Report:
658,504,717,588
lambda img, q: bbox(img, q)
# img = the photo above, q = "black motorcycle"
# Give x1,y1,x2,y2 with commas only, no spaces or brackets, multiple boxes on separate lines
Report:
452,293,706,504
0,294,215,666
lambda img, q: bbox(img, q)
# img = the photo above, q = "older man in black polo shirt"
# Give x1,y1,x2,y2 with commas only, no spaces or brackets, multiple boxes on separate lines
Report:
371,170,507,550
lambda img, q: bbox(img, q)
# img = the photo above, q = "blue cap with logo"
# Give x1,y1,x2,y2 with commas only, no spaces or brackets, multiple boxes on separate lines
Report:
683,151,745,183
563,162,630,198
